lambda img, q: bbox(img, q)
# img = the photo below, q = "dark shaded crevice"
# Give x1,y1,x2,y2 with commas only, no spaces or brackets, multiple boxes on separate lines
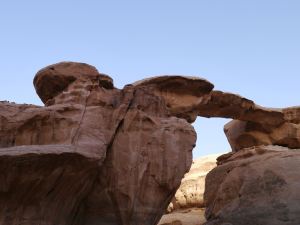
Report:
70,169,100,225
106,87,136,150
45,167,66,197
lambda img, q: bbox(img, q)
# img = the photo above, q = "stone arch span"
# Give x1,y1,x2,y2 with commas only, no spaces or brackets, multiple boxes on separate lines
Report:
0,61,299,225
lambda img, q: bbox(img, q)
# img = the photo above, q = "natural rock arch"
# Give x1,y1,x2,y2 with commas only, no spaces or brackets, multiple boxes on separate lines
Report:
0,61,299,225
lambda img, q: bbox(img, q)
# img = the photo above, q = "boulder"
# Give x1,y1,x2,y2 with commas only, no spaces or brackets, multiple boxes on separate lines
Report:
204,146,300,225
0,62,200,225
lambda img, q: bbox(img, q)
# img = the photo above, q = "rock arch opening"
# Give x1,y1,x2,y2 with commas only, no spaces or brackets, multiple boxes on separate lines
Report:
192,117,231,158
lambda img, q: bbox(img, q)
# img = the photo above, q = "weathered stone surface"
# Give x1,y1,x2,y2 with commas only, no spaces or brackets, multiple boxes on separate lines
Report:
224,106,300,151
197,91,285,126
204,146,300,225
34,62,102,104
0,62,198,225
195,90,300,151
2,61,300,225
133,76,214,123
168,154,221,212
158,208,206,225
283,107,300,124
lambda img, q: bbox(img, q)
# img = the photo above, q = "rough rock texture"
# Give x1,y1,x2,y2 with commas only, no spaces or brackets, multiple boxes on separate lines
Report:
158,208,206,225
168,154,221,211
195,91,300,150
224,106,300,151
204,146,300,225
159,154,222,225
133,76,214,123
1,61,300,225
0,62,199,225
197,91,285,126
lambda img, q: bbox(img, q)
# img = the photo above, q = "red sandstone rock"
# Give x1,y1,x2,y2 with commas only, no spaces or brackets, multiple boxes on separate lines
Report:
1,61,300,225
133,76,214,123
204,146,300,225
224,107,300,152
197,91,285,126
0,62,198,225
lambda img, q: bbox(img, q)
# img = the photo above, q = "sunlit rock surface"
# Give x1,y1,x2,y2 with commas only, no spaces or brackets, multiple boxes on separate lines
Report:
1,61,299,225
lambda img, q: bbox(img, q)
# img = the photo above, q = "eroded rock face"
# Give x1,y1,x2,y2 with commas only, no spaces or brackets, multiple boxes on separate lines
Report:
1,61,299,225
197,91,285,126
204,146,300,225
133,76,214,123
0,62,198,225
224,107,300,152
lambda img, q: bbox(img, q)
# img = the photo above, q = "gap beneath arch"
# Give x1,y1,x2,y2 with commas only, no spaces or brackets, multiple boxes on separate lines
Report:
192,117,232,158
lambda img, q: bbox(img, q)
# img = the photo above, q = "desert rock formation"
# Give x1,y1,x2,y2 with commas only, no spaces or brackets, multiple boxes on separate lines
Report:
224,107,300,151
0,62,203,225
1,61,299,225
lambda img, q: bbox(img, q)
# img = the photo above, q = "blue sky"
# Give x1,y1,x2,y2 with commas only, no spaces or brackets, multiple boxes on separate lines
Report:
0,1,299,158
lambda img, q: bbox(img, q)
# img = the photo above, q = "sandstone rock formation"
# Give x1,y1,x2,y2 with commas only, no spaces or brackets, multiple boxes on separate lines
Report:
0,62,204,225
204,146,300,225
224,106,300,152
168,154,221,211
196,91,285,126
190,89,300,151
133,76,214,123
1,61,300,225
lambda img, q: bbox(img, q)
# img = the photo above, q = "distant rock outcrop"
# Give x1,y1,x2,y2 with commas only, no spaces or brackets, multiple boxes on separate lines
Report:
158,154,222,225
168,154,221,211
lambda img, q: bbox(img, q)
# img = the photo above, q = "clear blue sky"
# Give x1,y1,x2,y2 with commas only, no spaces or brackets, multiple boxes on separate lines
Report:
0,1,299,158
